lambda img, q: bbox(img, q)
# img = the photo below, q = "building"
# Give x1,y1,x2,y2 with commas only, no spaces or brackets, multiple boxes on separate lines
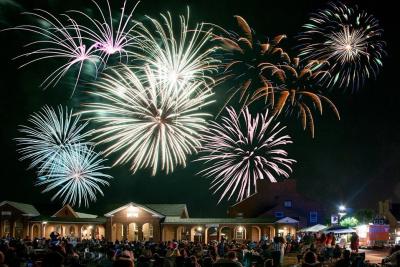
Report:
228,180,325,228
378,199,400,243
0,180,324,242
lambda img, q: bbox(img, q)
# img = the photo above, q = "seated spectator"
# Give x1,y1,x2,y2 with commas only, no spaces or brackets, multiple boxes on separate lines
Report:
264,259,273,267
0,251,8,267
302,251,322,267
42,251,64,267
333,245,342,260
383,245,400,266
213,251,243,267
335,250,351,267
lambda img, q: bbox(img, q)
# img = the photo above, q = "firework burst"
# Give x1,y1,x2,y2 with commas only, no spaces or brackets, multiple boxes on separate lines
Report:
214,16,289,106
84,65,214,175
297,2,386,91
197,107,296,203
272,57,340,138
11,10,102,91
68,0,139,63
37,145,112,207
133,8,219,89
16,105,90,174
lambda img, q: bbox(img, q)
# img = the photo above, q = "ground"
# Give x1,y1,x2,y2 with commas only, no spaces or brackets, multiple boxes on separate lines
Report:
283,248,390,266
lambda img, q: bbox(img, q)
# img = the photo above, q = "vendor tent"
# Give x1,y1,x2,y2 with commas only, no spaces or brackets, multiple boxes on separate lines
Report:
324,226,356,234
299,224,327,233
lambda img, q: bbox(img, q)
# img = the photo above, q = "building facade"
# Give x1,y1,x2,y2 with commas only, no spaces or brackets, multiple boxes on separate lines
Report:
228,180,325,228
1,180,324,242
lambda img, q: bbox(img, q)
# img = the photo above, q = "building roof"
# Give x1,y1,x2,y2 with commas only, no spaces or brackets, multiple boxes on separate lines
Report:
0,201,40,216
104,202,165,217
162,217,276,224
30,216,106,224
75,212,98,219
145,204,188,217
275,217,299,224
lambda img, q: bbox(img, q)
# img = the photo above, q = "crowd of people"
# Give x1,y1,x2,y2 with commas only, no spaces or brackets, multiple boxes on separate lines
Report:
0,232,389,267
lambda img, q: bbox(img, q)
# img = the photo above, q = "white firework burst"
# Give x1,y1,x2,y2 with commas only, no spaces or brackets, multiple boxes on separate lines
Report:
37,145,112,207
11,9,101,91
297,2,386,91
83,65,214,175
197,107,296,203
133,8,219,89
16,105,90,174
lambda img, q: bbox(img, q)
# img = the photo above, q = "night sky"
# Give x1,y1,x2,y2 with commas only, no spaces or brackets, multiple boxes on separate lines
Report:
0,0,398,217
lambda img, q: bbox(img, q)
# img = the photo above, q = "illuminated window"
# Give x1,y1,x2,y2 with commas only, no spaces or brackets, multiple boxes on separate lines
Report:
284,200,292,208
310,211,318,223
235,226,244,239
149,224,154,238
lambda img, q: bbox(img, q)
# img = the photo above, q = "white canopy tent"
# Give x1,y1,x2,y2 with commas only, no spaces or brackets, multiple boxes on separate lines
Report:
299,224,327,233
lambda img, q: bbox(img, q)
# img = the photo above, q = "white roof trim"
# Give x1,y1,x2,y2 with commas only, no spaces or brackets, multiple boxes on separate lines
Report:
275,217,299,224
0,201,40,216
51,205,78,218
104,202,164,218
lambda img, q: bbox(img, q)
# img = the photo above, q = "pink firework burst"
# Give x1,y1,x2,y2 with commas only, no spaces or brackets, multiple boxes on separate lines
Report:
68,0,139,63
197,107,296,203
11,9,101,92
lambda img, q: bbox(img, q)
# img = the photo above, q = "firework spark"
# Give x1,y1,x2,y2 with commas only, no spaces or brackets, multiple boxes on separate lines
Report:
133,8,219,89
214,16,289,106
37,145,111,207
84,65,214,175
16,105,90,174
272,58,340,138
11,9,101,91
297,2,386,91
68,0,139,63
197,107,296,203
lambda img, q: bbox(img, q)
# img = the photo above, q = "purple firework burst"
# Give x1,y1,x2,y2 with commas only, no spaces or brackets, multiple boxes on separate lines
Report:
197,107,296,203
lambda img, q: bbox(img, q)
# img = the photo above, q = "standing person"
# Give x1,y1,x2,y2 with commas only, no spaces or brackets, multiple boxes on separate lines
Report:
350,233,359,253
271,237,281,267
279,236,286,266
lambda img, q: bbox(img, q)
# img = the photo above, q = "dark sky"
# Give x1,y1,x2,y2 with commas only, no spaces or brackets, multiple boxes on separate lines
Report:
0,0,398,217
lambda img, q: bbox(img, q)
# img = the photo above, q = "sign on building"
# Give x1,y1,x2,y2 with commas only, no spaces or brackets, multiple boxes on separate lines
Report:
331,214,339,224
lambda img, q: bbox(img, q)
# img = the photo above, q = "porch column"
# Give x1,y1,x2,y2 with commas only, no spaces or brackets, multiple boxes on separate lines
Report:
105,218,112,241
123,224,128,240
137,223,144,241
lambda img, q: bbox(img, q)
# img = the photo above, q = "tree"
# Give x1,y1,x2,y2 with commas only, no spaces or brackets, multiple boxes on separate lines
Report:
354,209,375,224
340,216,359,227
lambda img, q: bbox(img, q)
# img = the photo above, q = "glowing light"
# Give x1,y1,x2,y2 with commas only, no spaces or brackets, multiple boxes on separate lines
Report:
16,105,90,175
356,224,369,238
127,206,139,218
297,2,386,91
339,205,346,211
197,226,203,231
197,107,296,203
36,145,112,207
238,226,244,232
83,65,214,175
133,8,219,89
